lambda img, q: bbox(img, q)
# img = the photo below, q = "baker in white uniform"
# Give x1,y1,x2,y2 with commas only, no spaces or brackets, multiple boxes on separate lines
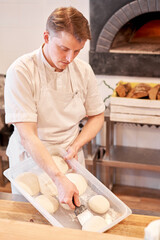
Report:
4,7,105,209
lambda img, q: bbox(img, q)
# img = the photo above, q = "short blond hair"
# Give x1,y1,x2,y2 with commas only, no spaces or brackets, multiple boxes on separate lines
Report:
46,7,91,42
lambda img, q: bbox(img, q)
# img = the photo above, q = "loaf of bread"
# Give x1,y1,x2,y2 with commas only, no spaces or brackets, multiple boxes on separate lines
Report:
148,84,160,100
115,83,131,97
115,82,160,100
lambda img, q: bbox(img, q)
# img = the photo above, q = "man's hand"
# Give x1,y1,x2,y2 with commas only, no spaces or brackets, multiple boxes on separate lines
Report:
14,122,80,209
54,173,80,209
64,145,78,161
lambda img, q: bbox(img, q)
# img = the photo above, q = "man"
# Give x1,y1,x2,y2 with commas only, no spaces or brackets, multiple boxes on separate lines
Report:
5,7,105,209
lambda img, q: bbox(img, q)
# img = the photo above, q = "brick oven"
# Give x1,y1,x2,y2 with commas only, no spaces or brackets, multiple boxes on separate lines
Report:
89,0,160,77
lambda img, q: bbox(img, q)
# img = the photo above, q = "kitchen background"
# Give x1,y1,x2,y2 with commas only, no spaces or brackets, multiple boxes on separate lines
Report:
0,0,160,190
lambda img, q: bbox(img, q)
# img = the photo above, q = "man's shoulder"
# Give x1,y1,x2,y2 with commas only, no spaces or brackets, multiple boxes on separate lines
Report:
7,48,40,74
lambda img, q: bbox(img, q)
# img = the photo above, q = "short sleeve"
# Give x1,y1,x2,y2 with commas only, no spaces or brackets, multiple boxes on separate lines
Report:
5,61,37,124
84,66,105,116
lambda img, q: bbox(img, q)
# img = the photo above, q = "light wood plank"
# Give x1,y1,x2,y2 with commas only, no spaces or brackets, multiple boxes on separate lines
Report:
0,199,49,225
110,113,160,125
111,105,160,116
0,199,159,239
111,97,160,108
0,218,142,240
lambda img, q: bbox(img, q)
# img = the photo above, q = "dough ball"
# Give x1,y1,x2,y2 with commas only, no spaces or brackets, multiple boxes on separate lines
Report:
104,213,112,225
38,172,58,196
66,173,87,195
35,194,59,214
88,195,110,214
144,219,160,240
52,155,69,174
15,172,40,196
82,216,107,232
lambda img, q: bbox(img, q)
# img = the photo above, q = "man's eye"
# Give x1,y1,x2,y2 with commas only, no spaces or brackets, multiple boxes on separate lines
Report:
61,47,68,51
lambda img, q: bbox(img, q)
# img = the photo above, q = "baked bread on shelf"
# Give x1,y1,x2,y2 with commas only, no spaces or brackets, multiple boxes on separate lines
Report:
115,82,160,100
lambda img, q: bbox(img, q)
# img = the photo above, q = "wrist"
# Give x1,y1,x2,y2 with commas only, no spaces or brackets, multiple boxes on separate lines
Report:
53,171,66,186
53,171,64,181
72,141,80,153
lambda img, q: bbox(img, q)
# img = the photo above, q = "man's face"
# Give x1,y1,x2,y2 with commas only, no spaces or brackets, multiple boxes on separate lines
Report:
43,31,86,71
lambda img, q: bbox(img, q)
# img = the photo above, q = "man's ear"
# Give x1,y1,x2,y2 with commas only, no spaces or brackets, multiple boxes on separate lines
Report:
44,31,49,43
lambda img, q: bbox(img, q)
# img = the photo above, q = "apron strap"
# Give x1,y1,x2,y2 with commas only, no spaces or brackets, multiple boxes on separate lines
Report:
36,47,48,85
69,63,79,98
36,45,79,98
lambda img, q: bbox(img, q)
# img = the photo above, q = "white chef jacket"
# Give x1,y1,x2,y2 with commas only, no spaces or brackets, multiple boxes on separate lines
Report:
5,46,105,168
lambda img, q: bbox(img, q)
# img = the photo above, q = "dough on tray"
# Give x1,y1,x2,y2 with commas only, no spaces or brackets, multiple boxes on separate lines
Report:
38,172,58,196
88,195,110,214
35,194,59,214
15,172,40,196
52,155,69,174
82,216,107,232
104,213,112,225
66,173,87,195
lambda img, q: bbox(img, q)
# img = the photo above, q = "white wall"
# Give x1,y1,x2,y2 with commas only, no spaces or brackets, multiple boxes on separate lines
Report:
0,0,89,74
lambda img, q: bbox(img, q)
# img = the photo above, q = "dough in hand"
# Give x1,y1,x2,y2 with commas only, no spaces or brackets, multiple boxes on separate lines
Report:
88,195,110,214
82,216,107,232
35,194,59,214
52,155,69,174
66,173,87,195
38,172,58,196
15,172,40,196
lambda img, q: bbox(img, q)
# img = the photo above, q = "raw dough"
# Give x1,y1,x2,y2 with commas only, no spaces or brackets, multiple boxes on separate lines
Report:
35,194,59,214
66,173,87,195
104,213,112,225
82,216,107,232
38,172,58,196
15,172,40,196
88,195,110,214
52,155,69,174
144,219,160,240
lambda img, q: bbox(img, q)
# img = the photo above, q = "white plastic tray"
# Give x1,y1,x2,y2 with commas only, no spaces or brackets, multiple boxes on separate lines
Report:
4,157,132,232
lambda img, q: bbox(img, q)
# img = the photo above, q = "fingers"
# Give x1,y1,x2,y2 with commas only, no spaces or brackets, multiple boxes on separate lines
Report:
73,192,80,207
61,193,80,209
66,198,76,209
64,146,78,161
60,184,80,209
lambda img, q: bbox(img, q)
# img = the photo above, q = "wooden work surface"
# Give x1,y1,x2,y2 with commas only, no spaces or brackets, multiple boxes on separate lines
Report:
0,199,159,239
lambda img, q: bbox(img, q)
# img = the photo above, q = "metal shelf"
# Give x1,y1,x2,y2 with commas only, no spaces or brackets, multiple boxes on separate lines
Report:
93,109,160,189
97,145,160,172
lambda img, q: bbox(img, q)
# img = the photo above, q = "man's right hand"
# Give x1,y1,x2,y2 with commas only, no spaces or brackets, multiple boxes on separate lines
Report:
54,173,80,209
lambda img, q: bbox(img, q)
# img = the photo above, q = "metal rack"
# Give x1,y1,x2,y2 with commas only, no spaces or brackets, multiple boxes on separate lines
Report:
92,109,160,189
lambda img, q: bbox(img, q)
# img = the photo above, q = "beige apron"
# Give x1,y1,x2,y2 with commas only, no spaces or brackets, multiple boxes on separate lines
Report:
7,49,86,176
36,50,86,165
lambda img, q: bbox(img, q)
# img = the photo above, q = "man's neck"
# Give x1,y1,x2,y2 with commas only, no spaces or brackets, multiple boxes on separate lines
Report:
42,44,63,72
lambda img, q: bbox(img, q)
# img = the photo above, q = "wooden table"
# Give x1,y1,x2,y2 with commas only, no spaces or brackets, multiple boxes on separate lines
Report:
0,199,159,240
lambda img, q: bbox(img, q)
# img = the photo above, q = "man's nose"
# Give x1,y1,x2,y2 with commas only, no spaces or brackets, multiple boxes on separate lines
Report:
66,51,74,63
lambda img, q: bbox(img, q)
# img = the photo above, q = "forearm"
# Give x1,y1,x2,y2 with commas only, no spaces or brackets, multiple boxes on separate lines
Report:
14,122,80,208
67,112,104,157
15,123,62,181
